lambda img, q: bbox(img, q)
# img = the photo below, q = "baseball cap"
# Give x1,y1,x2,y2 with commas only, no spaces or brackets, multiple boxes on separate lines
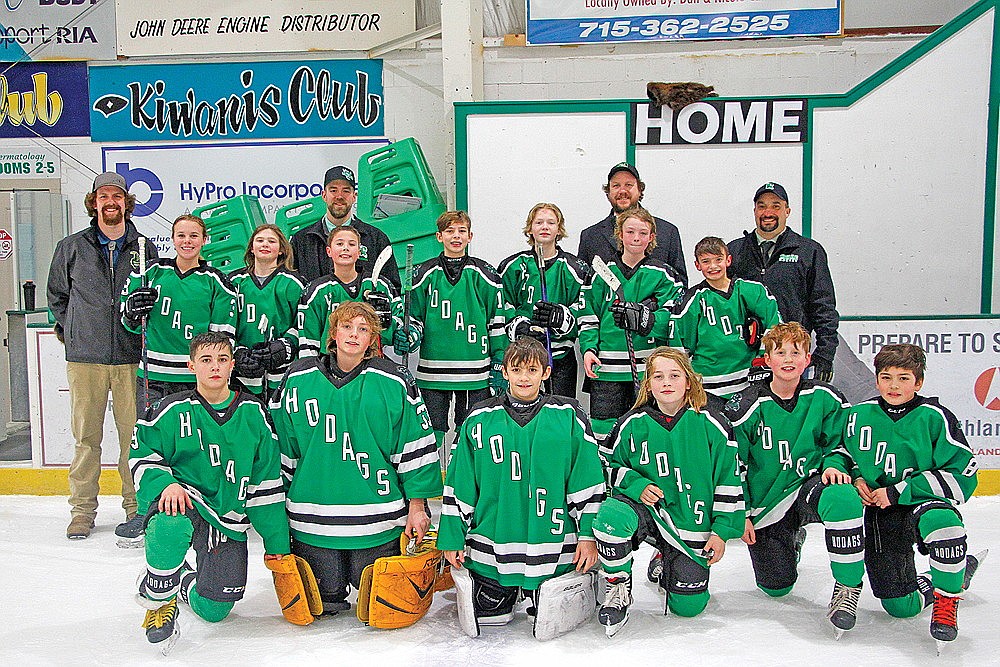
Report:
608,162,640,183
92,171,128,194
754,182,789,204
324,166,356,189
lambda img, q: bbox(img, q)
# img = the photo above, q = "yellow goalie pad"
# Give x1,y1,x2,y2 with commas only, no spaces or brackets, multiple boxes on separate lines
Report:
357,531,454,629
264,554,323,626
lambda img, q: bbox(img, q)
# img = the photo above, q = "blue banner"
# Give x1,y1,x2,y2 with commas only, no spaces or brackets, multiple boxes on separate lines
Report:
88,59,384,142
0,61,90,138
527,7,842,45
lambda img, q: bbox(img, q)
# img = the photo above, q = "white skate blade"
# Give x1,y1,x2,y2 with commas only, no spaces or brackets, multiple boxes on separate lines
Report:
117,535,145,549
160,623,180,656
833,628,845,641
604,611,629,638
935,639,947,656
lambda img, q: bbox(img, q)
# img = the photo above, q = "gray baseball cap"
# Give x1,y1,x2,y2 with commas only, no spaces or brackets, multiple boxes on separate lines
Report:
92,171,128,194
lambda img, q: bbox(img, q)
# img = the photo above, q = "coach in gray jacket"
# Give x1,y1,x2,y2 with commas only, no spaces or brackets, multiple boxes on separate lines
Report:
47,172,158,540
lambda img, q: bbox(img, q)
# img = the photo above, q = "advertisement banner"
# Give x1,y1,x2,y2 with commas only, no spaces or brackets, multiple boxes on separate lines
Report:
0,61,90,138
838,318,1000,470
115,0,415,56
89,59,384,142
0,145,60,178
102,138,388,254
526,0,842,45
0,0,117,61
632,99,808,145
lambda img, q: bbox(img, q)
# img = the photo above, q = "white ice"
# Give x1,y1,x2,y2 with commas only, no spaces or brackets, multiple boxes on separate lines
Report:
2,495,997,666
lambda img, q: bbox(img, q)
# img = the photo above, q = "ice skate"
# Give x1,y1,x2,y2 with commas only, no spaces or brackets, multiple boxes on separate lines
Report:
115,513,146,549
963,549,987,590
646,551,663,584
141,598,180,654
930,590,960,653
599,575,632,638
826,581,861,639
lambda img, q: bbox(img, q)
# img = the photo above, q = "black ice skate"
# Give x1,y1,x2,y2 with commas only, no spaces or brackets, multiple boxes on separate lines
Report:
930,591,960,654
141,598,180,655
826,581,861,639
599,574,632,638
115,512,146,549
963,549,987,590
646,551,663,584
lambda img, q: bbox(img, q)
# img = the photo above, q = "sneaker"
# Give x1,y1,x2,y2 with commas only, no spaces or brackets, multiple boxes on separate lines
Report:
66,515,94,540
142,599,179,644
930,591,960,644
599,574,632,637
827,581,862,638
646,551,663,584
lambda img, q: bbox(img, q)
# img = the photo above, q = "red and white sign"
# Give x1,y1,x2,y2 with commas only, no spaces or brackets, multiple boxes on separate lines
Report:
0,229,13,260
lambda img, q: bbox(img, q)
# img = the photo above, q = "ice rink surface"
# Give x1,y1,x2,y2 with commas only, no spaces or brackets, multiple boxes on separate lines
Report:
1,495,997,666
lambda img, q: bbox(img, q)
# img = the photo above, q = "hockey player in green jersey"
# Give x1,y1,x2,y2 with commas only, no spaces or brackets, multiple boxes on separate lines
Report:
499,203,591,398
270,301,441,616
439,337,606,640
407,210,511,459
121,214,238,415
297,226,398,358
131,332,291,648
844,343,983,650
229,225,304,398
726,322,863,637
579,207,684,440
665,236,781,398
593,347,744,636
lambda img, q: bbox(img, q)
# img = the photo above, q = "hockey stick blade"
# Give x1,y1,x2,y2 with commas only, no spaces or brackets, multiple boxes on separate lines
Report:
591,255,623,300
368,245,394,292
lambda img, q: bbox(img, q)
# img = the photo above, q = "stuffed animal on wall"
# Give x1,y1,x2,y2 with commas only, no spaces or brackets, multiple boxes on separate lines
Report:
646,82,718,111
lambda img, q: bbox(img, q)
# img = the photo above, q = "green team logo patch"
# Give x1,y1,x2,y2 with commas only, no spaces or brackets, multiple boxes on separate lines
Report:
777,254,799,263
130,250,140,269
360,245,368,261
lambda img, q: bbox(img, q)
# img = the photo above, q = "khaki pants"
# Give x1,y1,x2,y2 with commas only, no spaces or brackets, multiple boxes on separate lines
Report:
66,362,138,520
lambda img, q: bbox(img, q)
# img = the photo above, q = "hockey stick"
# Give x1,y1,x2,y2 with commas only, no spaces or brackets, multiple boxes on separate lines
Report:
591,256,639,393
138,236,150,412
401,243,415,368
364,245,394,358
533,242,554,394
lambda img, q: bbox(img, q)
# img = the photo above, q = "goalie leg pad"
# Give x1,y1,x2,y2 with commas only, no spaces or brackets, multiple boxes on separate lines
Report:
264,554,321,626
356,537,444,629
451,566,480,638
532,570,598,641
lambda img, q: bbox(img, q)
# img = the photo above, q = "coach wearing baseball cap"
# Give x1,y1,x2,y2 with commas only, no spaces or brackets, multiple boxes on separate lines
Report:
47,171,158,539
728,182,839,381
577,162,687,286
290,165,400,289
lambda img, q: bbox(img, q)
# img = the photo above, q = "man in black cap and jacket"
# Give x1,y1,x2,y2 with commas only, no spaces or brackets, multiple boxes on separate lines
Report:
47,171,159,540
290,165,400,289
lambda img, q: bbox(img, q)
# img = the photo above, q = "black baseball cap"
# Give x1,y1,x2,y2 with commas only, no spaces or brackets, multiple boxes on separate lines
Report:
754,182,789,204
608,162,640,182
92,171,128,194
324,166,356,189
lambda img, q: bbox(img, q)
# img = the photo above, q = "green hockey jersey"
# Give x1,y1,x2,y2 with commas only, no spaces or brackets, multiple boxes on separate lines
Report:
296,272,397,357
577,256,683,382
603,402,744,561
727,380,850,528
666,279,781,397
843,395,978,506
130,389,290,554
437,394,606,589
410,255,510,390
121,259,237,383
229,267,304,393
269,355,442,549
497,248,591,360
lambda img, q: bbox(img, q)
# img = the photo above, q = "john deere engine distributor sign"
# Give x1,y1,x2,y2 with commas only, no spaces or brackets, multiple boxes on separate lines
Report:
838,318,1000,470
115,0,414,56
89,59,383,142
527,0,841,45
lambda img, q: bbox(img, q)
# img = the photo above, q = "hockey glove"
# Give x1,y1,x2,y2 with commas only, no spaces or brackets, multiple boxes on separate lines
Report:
489,360,508,396
252,339,292,372
123,287,158,325
742,313,764,349
532,301,574,337
610,300,654,337
812,358,835,383
392,325,421,355
505,316,546,342
364,291,393,329
234,347,265,379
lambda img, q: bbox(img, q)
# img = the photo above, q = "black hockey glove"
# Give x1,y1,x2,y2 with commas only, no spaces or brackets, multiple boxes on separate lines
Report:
531,301,574,337
123,287,157,325
363,291,393,329
742,313,764,349
610,300,654,337
234,347,265,379
812,358,835,383
251,339,292,372
505,316,546,342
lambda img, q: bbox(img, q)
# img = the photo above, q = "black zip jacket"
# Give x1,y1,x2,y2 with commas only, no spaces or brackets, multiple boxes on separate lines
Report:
289,216,400,290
